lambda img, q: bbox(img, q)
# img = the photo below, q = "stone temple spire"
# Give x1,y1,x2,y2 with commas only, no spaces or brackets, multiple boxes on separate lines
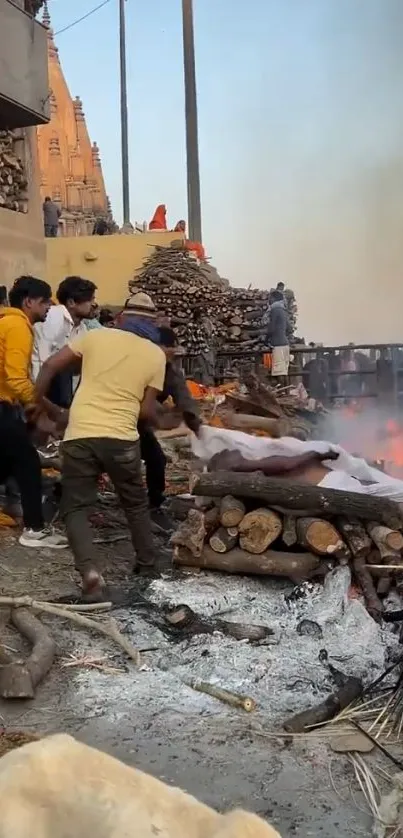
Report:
36,2,111,235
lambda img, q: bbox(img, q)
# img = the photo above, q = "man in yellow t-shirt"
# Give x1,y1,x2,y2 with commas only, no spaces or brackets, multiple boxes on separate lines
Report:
34,327,166,599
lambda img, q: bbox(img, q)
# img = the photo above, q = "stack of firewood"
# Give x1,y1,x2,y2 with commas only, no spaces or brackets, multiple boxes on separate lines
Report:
172,470,403,621
129,243,298,353
0,131,28,213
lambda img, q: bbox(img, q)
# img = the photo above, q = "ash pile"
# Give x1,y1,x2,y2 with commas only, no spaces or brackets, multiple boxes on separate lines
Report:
129,242,298,353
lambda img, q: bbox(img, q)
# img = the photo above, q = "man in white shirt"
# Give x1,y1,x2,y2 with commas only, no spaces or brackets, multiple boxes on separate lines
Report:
32,276,97,407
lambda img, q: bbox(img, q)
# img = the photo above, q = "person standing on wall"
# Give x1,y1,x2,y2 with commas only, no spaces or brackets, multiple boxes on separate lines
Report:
267,290,290,385
43,197,61,238
32,276,97,408
0,276,67,548
34,322,167,600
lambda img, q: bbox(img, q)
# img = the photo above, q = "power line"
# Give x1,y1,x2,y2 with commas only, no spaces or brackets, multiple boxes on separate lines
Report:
54,0,111,36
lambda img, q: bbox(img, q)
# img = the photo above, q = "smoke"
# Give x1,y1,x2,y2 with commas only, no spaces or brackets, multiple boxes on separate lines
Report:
317,404,403,476
199,0,403,343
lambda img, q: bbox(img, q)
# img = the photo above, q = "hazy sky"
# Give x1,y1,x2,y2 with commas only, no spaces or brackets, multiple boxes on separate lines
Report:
47,0,403,336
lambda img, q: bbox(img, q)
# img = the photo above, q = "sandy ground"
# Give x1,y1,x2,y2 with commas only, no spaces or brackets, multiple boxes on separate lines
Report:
0,526,397,837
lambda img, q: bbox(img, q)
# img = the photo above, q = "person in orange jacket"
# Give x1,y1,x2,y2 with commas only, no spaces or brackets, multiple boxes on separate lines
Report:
0,276,67,549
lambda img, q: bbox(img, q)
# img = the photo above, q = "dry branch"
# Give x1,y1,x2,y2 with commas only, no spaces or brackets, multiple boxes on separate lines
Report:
284,675,363,732
185,679,256,712
353,557,383,621
164,603,273,642
0,596,140,666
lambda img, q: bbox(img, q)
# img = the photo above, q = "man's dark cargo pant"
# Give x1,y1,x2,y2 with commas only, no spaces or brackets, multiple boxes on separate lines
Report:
61,438,155,574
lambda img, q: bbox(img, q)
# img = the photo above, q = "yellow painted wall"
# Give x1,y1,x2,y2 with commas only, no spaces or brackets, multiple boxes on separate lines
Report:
0,128,46,287
46,231,184,305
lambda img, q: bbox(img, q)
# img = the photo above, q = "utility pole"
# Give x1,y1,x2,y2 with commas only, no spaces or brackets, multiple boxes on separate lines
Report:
119,0,130,224
182,0,202,243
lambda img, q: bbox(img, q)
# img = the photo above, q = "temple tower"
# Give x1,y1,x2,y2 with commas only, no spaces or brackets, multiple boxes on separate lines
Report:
37,2,111,235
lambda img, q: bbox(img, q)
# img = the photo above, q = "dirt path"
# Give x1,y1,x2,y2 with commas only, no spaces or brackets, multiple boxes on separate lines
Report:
0,532,381,836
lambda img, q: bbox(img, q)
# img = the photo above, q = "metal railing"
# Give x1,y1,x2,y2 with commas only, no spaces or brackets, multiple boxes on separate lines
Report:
183,343,403,407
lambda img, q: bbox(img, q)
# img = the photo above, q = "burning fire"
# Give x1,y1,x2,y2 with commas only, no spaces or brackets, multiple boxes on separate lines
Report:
337,406,403,478
377,419,403,477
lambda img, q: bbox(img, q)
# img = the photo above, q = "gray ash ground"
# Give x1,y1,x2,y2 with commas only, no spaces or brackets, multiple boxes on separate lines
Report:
0,518,400,836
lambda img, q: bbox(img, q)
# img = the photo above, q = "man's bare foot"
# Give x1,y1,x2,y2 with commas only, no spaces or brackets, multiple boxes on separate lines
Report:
81,569,106,602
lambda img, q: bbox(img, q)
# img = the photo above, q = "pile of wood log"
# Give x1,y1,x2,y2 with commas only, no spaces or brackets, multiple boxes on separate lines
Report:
129,243,298,353
172,470,403,622
213,371,323,440
0,131,28,213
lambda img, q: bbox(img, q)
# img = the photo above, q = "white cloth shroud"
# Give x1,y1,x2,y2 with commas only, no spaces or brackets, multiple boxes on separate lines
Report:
191,425,403,503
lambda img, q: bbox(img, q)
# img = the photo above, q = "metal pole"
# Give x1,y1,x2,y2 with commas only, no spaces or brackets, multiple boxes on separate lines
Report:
119,0,130,224
182,0,202,242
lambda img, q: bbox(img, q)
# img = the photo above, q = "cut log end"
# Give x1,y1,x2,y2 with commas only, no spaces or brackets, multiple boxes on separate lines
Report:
209,526,238,553
238,508,282,554
219,495,246,528
296,517,344,557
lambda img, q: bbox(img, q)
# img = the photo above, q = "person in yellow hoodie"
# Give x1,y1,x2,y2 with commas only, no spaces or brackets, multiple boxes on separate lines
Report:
0,276,67,549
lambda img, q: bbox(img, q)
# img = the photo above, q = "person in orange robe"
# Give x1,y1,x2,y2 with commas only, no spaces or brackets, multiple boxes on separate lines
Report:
185,240,205,260
149,204,167,230
174,219,186,232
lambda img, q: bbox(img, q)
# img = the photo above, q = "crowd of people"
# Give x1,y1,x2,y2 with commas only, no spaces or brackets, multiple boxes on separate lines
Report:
0,275,201,601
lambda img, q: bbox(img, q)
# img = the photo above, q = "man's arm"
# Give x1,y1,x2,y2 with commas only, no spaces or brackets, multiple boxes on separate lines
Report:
34,306,65,370
138,350,166,427
35,345,80,403
139,387,163,426
165,364,201,433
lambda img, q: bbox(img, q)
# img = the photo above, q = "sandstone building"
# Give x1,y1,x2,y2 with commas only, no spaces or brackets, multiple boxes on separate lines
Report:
37,2,110,236
0,0,49,284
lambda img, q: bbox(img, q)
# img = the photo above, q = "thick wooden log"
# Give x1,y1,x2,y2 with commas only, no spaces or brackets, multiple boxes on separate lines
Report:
282,515,297,547
377,577,391,597
337,518,372,558
0,663,34,699
219,495,246,528
353,557,383,621
209,526,238,553
0,608,56,699
284,676,363,733
11,608,55,690
203,506,220,538
171,509,205,558
163,604,273,642
296,517,345,557
174,544,321,582
366,522,403,560
238,508,282,554
190,471,403,529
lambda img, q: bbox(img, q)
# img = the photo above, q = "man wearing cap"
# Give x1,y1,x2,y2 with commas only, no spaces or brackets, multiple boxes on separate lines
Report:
34,295,167,600
118,297,201,530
